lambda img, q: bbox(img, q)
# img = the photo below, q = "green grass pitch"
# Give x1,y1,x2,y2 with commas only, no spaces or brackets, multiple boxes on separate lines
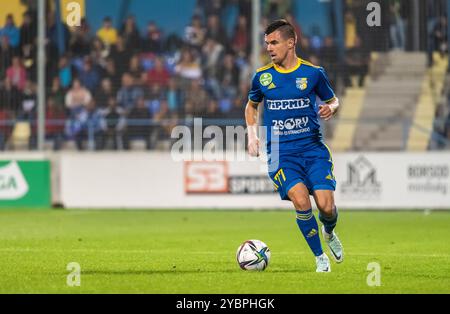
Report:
0,210,449,293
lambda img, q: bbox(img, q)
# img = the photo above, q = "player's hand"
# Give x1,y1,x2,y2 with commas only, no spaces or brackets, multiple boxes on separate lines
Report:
318,105,335,121
248,137,260,157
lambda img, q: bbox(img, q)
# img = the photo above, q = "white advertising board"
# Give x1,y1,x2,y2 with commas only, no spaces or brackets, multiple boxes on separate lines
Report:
59,152,450,210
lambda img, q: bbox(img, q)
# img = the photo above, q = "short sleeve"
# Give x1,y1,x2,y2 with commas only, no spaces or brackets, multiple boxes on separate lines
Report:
314,68,335,102
248,73,264,103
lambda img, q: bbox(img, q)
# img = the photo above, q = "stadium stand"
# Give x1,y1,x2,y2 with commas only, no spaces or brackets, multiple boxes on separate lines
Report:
0,0,448,152
353,51,427,151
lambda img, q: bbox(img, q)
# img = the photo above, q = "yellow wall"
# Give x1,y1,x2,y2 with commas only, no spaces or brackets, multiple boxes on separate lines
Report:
0,0,27,27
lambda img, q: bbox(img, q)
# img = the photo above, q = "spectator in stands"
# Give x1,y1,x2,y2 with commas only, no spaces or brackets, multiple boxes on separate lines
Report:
201,37,224,99
0,14,20,48
344,36,370,87
128,54,144,83
45,97,66,150
19,11,36,79
298,36,312,61
184,100,196,120
6,56,27,91
175,48,202,80
228,95,245,121
103,58,121,89
184,15,206,50
166,78,181,114
20,80,37,119
0,108,11,150
204,98,223,120
73,99,106,150
69,17,92,57
147,83,164,104
264,0,292,21
124,96,152,150
344,11,357,50
65,79,92,111
110,37,131,76
217,53,240,98
96,16,118,47
102,97,126,150
320,37,339,87
116,73,144,113
206,14,228,46
48,77,66,109
142,21,163,53
197,0,223,17
202,37,224,78
146,57,171,89
58,55,73,89
19,12,36,51
183,79,208,114
90,37,109,69
120,15,141,53
0,35,16,78
0,78,22,114
21,36,36,81
232,15,250,56
389,0,406,51
46,12,70,60
95,78,115,109
152,99,175,146
78,57,100,93
227,80,250,118
431,16,448,56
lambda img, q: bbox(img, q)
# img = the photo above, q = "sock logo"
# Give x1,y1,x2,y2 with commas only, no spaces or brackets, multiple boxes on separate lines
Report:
307,229,317,238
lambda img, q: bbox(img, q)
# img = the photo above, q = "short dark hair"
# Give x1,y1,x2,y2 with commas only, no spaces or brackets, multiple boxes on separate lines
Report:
265,19,296,41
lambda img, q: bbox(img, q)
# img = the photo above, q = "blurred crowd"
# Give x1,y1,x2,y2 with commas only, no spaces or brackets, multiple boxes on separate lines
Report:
0,0,369,151
0,0,448,150
0,2,259,150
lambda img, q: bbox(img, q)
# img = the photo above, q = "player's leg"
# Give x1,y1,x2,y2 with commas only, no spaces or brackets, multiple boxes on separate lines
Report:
287,183,330,272
313,190,338,234
313,190,344,263
305,143,344,263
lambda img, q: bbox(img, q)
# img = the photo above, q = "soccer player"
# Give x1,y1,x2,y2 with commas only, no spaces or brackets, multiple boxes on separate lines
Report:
245,20,343,272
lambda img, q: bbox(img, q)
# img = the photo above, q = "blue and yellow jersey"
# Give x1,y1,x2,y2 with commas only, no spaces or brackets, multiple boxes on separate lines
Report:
248,58,336,154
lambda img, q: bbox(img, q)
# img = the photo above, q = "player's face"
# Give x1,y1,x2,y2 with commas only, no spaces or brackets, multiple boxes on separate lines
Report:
265,31,293,65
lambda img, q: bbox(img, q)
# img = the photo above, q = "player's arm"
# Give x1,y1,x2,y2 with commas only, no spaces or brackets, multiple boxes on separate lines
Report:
315,67,339,121
245,100,260,157
318,97,340,121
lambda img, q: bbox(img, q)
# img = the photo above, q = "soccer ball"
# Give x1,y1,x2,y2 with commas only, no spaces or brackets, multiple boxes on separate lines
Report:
236,240,271,271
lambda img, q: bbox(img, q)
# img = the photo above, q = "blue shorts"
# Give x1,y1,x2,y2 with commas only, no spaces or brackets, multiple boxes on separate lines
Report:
268,142,336,201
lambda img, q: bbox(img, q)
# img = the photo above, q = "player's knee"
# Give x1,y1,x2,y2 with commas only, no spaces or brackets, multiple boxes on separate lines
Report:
288,192,311,211
317,199,335,217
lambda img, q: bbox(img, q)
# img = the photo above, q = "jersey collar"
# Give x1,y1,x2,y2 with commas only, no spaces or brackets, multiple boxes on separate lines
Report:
273,58,302,74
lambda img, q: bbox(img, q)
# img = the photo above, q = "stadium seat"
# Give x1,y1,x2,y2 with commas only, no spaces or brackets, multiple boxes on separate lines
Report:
11,121,31,150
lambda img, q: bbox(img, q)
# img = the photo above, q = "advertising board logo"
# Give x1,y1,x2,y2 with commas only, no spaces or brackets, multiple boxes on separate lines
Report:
341,156,381,200
184,162,276,195
407,165,449,195
0,161,29,200
228,176,277,195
